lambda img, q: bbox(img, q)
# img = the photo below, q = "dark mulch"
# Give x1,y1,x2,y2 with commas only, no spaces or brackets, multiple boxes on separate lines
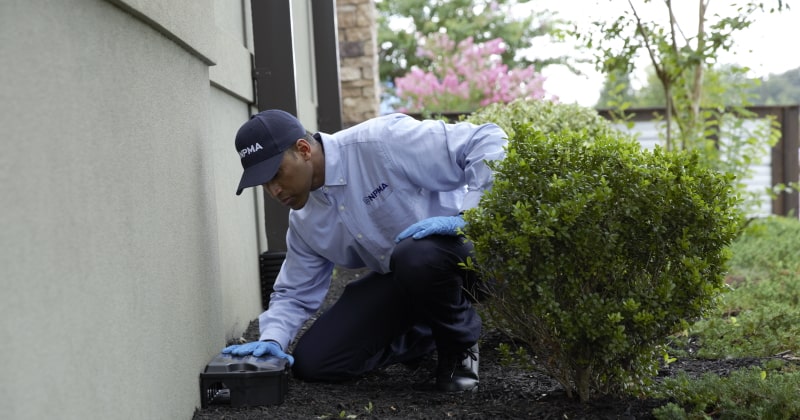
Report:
193,268,775,419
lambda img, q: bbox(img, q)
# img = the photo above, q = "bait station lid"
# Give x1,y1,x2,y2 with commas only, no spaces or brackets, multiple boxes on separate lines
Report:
200,353,289,407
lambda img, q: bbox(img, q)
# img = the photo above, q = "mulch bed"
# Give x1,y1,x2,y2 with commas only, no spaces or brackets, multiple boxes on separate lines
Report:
193,268,777,419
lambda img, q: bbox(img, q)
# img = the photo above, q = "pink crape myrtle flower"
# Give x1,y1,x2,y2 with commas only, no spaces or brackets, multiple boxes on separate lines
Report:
394,33,550,113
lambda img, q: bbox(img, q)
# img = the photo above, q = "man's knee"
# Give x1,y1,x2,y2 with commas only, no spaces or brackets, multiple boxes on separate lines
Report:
291,343,341,382
391,236,474,297
292,342,377,382
290,354,322,381
391,236,471,271
391,236,437,271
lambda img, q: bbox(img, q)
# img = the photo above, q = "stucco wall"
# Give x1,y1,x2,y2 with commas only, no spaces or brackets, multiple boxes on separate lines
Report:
208,0,267,346
0,0,267,418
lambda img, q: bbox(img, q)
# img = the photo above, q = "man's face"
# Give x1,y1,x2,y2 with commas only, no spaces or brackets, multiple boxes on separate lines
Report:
262,147,313,210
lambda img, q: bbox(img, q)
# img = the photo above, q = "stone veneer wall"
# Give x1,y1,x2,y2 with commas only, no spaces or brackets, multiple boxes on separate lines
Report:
336,0,380,128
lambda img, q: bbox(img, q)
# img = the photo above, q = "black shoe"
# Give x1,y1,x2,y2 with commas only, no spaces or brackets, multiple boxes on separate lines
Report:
435,343,479,392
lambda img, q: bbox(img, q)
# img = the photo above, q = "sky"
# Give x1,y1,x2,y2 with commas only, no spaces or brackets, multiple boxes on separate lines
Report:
534,1,800,106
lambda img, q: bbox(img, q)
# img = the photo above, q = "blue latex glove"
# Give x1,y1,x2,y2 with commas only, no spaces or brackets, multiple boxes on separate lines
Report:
222,341,295,366
395,215,466,242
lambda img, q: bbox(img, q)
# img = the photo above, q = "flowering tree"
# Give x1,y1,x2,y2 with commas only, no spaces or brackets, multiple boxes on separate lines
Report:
394,33,552,113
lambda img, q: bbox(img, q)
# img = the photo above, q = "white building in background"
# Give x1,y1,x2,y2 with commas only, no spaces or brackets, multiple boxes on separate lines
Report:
0,1,328,418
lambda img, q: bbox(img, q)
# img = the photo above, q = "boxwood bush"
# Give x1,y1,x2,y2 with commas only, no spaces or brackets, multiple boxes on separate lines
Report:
463,116,743,401
466,98,623,139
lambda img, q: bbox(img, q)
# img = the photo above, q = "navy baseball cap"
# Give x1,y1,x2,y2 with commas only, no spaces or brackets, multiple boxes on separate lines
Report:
235,110,306,195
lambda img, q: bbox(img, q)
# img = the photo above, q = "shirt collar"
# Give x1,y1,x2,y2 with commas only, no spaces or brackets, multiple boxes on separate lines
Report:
319,132,347,187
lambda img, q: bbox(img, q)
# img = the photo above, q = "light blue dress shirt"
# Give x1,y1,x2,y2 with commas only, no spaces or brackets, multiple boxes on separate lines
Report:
259,113,507,348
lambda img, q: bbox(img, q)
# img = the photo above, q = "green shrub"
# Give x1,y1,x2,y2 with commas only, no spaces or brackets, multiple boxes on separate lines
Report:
463,123,743,401
466,98,624,139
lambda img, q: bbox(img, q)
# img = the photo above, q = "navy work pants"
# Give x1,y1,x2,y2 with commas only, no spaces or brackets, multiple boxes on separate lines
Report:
291,235,484,381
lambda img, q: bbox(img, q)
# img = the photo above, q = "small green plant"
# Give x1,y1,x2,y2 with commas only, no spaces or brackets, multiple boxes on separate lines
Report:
653,363,800,419
669,216,800,359
727,216,800,280
652,216,800,418
464,122,743,401
687,295,800,359
317,409,358,419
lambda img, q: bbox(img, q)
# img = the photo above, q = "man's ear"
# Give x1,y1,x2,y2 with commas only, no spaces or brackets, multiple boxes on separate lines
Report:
295,138,312,158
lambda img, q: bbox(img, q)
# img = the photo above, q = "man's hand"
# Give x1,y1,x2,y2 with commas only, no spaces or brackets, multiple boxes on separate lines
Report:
395,215,466,242
222,340,295,366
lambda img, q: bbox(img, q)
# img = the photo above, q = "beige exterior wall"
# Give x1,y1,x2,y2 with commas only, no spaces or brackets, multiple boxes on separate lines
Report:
337,0,380,127
209,0,264,346
0,0,312,418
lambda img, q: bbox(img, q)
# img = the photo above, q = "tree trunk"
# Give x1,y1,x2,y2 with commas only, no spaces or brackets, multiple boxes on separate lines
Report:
575,365,591,403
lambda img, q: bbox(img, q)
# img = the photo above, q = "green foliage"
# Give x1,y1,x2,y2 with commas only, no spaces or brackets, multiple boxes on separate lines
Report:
464,120,743,401
651,402,688,419
580,1,784,216
466,98,623,140
596,65,760,110
595,68,641,113
689,301,800,359
748,67,800,105
652,216,800,418
377,0,573,84
670,217,800,359
652,364,800,419
728,216,800,278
